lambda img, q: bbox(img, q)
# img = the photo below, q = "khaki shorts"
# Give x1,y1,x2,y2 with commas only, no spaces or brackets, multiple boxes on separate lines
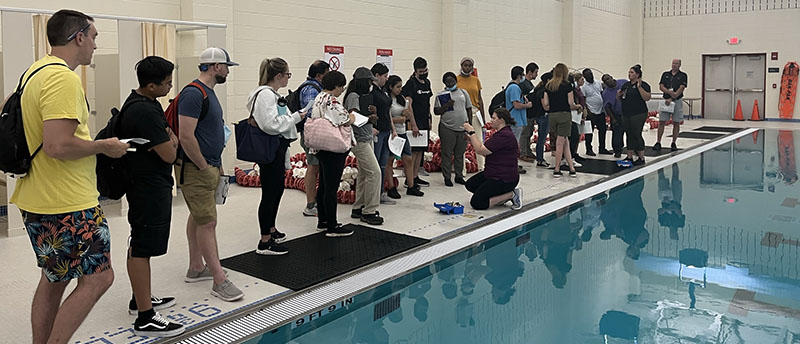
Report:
549,111,572,138
176,159,219,225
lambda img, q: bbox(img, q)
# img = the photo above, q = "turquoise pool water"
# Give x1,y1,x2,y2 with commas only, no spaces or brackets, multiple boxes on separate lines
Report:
246,130,800,344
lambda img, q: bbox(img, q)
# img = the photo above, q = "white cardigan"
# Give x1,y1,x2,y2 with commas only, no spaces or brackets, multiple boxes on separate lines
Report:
245,85,302,140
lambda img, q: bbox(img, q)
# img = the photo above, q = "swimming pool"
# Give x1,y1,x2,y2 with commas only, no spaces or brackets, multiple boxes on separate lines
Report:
182,129,800,343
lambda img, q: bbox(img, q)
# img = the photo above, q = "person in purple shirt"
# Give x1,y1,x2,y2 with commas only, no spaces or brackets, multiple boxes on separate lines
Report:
602,74,626,158
463,108,523,210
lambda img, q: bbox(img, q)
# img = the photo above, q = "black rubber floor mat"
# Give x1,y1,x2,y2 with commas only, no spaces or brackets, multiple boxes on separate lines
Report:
574,158,624,175
673,132,725,140
693,126,742,133
220,224,429,290
644,146,680,157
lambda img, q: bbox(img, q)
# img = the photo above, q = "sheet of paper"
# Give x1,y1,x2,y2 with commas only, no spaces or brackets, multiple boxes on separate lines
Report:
120,138,150,145
475,111,485,128
407,130,429,148
571,110,581,124
351,111,369,127
389,135,407,158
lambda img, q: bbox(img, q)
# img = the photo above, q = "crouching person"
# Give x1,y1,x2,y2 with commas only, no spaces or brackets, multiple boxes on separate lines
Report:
463,108,522,211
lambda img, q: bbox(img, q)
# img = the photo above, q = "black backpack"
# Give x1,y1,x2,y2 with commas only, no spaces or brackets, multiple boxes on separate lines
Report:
526,86,546,119
0,63,68,178
286,81,321,132
95,98,146,200
488,82,516,115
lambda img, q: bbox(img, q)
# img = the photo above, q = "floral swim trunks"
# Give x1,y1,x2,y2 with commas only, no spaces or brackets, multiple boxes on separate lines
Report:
22,206,112,283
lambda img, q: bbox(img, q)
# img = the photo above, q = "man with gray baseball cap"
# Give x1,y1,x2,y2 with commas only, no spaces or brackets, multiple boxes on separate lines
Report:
178,47,243,302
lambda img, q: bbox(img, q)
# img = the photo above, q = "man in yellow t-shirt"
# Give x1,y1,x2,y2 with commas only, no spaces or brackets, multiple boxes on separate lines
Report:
456,57,486,170
8,9,128,344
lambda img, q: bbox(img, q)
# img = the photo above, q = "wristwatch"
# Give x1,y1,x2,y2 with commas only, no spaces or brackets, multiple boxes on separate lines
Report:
467,130,476,136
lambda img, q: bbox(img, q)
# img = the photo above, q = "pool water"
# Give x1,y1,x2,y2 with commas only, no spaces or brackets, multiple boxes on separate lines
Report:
247,130,800,344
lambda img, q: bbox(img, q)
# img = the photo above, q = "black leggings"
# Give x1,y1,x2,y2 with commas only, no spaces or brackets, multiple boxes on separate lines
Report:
315,150,348,230
465,172,518,210
623,112,647,153
257,145,287,236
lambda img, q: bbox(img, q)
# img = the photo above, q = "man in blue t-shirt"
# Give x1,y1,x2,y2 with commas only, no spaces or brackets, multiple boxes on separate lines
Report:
298,60,329,217
504,66,532,173
177,47,243,302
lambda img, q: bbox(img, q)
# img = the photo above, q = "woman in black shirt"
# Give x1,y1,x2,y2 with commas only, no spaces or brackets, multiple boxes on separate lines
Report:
618,64,651,165
543,63,583,178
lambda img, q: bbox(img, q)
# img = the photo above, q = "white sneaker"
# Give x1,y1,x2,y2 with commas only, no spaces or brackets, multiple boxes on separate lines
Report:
380,193,397,205
511,188,523,210
302,205,317,217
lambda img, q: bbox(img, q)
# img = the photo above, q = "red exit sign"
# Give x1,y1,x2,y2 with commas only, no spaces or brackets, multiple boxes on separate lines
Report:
727,36,741,44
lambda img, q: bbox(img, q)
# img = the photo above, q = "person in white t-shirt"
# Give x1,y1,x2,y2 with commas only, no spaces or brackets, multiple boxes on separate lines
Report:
580,69,609,156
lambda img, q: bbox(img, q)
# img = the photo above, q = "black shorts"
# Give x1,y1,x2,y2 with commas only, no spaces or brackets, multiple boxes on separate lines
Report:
127,187,172,258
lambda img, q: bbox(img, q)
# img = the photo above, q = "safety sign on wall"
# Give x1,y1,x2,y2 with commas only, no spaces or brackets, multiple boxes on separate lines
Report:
324,45,344,72
376,49,393,74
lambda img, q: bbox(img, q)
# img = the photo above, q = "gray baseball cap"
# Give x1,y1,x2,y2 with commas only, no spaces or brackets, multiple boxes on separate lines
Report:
353,67,377,81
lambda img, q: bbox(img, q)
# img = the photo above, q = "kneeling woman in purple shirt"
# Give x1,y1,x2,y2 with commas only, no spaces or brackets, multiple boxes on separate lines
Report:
463,108,523,210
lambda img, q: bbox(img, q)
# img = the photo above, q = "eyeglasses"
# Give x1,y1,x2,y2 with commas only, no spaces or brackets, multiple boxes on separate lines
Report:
283,72,293,79
66,23,92,42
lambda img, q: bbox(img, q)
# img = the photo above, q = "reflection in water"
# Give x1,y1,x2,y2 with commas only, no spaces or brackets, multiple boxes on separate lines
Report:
600,178,649,260
484,236,524,304
778,130,798,185
658,164,685,240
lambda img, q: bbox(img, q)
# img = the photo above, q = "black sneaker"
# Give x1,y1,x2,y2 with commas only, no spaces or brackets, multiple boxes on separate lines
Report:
414,177,430,187
317,222,343,230
653,142,662,151
444,179,453,187
454,176,466,185
387,187,402,199
536,161,550,168
360,213,384,225
270,228,287,243
553,171,563,178
613,152,622,158
256,239,288,255
406,185,424,196
129,296,176,315
671,143,678,152
326,225,354,237
586,150,596,156
569,170,577,178
133,312,185,337
633,158,646,166
351,207,362,219
599,149,613,155
518,165,527,174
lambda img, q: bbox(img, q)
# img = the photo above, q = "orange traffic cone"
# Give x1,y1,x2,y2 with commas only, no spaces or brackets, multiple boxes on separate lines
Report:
733,100,744,121
752,130,759,144
748,100,762,121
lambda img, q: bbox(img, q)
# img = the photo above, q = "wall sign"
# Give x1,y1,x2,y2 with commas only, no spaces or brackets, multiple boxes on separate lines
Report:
324,45,344,71
376,49,393,74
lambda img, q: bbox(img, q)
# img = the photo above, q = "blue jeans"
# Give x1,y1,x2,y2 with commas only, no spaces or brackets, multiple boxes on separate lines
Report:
374,130,391,188
535,115,550,162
